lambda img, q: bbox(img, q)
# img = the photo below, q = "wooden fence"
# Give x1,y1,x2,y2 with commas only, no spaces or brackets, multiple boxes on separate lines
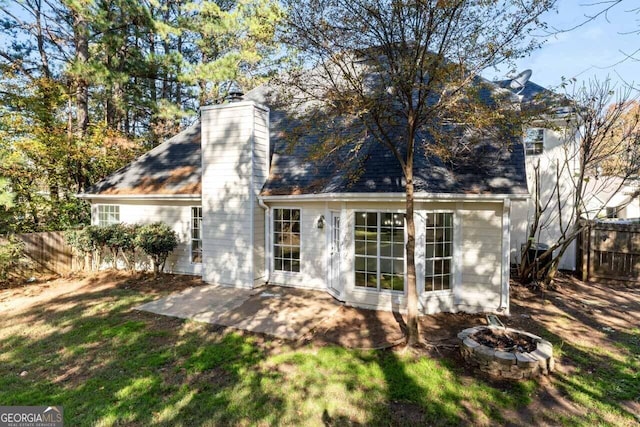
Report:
16,231,78,275
578,220,640,283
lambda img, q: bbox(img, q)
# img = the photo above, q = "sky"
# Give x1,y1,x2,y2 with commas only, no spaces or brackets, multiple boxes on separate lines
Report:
2,0,636,92
489,0,639,91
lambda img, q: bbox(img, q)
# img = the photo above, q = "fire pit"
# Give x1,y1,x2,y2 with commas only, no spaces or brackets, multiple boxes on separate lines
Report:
458,326,554,380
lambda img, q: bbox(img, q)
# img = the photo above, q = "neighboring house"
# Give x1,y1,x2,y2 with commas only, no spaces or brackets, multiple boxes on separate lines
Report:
498,79,579,271
79,81,530,315
583,176,640,220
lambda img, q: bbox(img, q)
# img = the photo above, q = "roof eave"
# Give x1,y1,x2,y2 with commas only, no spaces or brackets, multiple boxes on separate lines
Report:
260,192,529,203
77,193,202,202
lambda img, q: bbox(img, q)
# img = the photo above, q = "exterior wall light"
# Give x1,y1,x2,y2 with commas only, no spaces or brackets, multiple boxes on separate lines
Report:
317,215,325,229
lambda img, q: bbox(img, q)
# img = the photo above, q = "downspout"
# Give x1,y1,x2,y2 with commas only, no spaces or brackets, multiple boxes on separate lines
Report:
258,196,270,284
498,198,511,313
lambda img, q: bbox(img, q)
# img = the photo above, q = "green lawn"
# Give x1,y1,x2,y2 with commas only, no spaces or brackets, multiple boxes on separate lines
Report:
0,274,638,426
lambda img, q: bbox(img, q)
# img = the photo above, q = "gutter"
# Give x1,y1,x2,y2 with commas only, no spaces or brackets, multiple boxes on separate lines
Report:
498,199,511,313
76,193,201,202
261,192,529,203
258,196,270,284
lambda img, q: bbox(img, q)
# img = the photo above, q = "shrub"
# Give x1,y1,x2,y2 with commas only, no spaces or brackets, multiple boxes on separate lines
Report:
64,227,98,271
64,227,96,255
134,222,178,275
66,225,114,270
86,225,110,252
107,223,139,271
0,236,26,280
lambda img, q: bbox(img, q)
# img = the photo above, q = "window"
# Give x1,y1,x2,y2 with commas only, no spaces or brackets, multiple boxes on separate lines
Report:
425,212,453,292
524,128,544,155
606,206,619,219
97,205,119,226
273,208,301,272
191,207,202,263
355,212,405,291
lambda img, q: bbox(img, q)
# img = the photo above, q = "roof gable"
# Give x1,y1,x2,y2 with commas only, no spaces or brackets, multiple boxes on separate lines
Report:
85,123,202,196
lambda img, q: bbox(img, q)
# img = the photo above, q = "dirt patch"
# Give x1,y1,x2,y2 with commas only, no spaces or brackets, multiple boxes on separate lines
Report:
386,401,427,425
505,274,640,351
0,271,204,315
313,306,484,349
115,272,204,294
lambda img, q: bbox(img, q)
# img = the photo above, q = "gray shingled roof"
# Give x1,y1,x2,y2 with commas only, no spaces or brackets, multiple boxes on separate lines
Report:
246,84,528,196
496,79,551,103
260,123,527,196
85,122,201,195
85,79,532,198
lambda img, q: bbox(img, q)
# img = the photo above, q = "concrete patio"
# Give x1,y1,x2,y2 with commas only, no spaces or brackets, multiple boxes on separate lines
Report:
135,284,343,340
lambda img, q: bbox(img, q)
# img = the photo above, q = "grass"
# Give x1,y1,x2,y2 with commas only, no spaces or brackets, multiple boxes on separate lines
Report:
544,325,640,425
0,274,638,425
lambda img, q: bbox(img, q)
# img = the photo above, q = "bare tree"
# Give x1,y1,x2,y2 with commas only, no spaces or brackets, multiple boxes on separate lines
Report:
546,0,640,75
281,0,556,345
519,79,640,286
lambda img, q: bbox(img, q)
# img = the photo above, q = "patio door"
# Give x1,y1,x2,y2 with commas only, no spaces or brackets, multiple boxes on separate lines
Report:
329,212,341,292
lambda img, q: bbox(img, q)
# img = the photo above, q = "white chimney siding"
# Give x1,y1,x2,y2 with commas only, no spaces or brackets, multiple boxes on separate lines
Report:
200,101,270,288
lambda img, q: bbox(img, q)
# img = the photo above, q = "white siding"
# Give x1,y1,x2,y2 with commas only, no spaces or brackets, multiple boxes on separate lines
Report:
620,198,640,218
90,199,202,275
510,199,529,264
200,101,269,288
253,108,269,281
511,126,577,270
457,203,503,313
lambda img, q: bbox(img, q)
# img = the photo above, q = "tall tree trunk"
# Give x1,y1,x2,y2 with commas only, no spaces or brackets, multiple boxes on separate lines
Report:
67,96,74,139
405,169,420,346
110,79,125,133
149,29,160,145
405,119,420,346
176,36,182,107
33,0,51,78
48,171,59,202
73,10,89,137
106,91,116,128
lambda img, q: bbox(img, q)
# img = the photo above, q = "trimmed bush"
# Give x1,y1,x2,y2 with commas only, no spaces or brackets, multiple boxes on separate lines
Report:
86,225,111,265
106,223,139,271
134,222,178,275
66,222,177,274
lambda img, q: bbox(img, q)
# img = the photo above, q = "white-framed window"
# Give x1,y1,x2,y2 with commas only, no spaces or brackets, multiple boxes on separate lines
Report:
524,128,544,155
97,205,120,226
273,208,301,272
606,206,619,219
354,212,405,292
425,212,453,292
191,206,202,263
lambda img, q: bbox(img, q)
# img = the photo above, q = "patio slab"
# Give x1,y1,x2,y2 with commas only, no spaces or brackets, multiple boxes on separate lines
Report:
136,284,254,324
135,285,343,340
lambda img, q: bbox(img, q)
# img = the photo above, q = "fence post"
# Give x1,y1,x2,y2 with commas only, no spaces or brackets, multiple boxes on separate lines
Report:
581,222,590,282
588,223,596,282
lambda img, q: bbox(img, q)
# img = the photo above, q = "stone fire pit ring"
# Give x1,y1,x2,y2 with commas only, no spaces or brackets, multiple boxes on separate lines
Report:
458,326,554,380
